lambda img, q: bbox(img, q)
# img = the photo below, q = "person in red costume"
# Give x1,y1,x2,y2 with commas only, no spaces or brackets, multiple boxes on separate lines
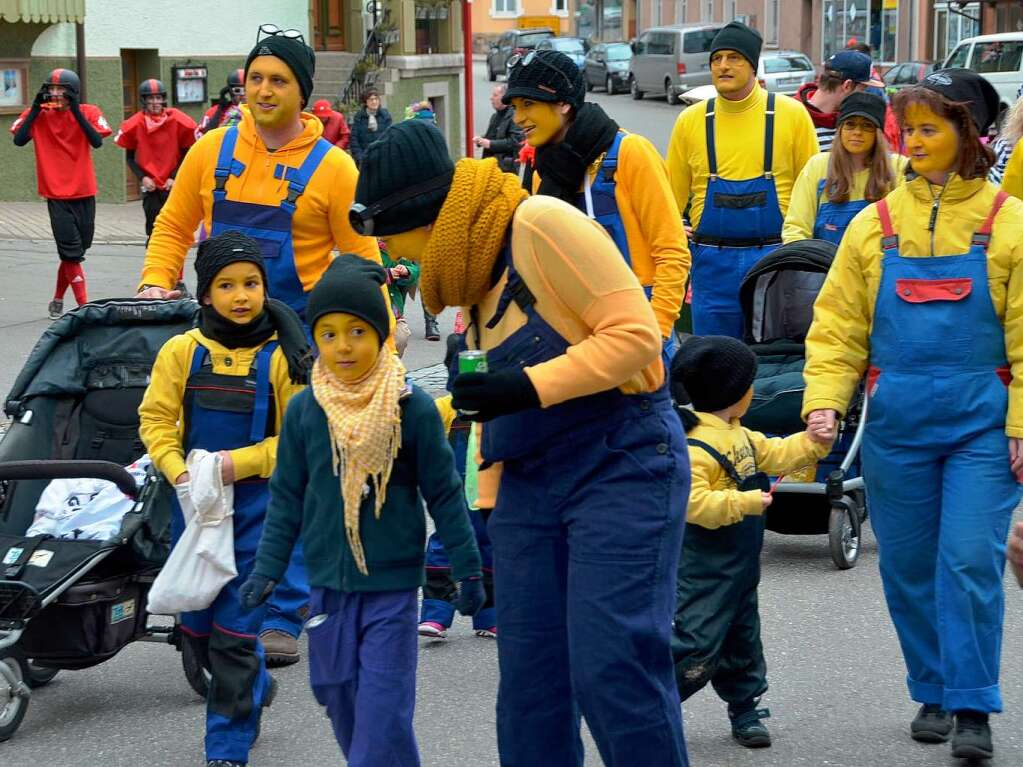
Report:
11,68,112,320
115,79,197,241
311,99,350,150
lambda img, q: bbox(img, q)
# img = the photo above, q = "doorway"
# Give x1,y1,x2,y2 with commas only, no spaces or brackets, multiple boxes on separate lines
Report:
311,0,347,51
120,48,160,202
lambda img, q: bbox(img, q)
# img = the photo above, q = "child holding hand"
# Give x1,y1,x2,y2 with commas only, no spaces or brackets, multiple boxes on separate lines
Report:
240,255,483,765
670,336,834,749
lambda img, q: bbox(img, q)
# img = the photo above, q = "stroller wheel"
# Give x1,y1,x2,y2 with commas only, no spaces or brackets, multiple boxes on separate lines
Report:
829,503,861,570
0,653,30,742
181,633,211,699
25,660,59,689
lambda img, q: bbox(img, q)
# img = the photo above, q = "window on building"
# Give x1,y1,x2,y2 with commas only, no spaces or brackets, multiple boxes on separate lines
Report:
492,0,520,17
675,0,688,24
764,0,779,46
550,0,568,14
934,3,981,64
821,1,900,64
725,0,737,21
702,0,714,22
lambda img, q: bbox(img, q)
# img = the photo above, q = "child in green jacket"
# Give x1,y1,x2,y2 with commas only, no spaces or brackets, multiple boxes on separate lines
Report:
240,254,482,763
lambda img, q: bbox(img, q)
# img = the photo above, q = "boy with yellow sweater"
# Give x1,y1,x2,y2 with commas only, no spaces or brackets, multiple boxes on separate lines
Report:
667,22,818,338
139,232,311,767
504,49,689,362
670,336,832,749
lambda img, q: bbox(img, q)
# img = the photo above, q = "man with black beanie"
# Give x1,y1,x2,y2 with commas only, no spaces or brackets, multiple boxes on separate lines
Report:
667,21,818,338
670,335,832,748
504,49,689,366
137,24,388,668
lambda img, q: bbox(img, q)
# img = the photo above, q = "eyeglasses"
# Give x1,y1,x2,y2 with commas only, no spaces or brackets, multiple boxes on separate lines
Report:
840,119,877,133
507,50,576,94
256,24,306,46
349,172,454,237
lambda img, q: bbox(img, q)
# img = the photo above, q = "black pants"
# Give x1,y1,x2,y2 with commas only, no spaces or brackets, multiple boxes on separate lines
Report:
672,517,768,712
142,189,170,239
47,196,95,262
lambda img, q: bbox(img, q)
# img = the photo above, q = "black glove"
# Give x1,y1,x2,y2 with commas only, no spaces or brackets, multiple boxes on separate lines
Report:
218,86,231,108
451,368,540,422
239,573,276,609
33,85,48,109
455,577,486,616
65,90,80,112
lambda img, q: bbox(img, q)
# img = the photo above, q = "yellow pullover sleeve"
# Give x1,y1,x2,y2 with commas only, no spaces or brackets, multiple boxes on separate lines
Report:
686,443,763,529
782,153,828,243
617,134,690,337
666,107,695,217
1003,141,1023,202
434,394,456,437
138,334,193,484
228,347,304,481
744,429,832,476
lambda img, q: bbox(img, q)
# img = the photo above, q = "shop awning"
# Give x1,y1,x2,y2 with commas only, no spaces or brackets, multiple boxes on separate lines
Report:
0,0,85,24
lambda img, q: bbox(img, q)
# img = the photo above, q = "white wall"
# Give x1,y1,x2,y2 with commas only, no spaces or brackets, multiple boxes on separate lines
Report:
32,0,309,57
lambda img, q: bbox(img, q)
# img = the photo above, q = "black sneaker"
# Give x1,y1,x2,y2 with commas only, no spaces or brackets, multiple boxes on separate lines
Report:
952,711,993,760
911,703,953,743
424,317,440,341
730,707,772,748
47,300,63,320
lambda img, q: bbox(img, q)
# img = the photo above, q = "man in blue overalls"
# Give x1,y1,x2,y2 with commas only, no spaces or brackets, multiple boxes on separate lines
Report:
137,26,384,666
503,49,689,366
667,22,819,338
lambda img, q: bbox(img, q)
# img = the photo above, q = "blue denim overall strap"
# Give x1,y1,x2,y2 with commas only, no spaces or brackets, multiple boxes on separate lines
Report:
479,247,647,463
812,178,870,245
211,127,334,318
862,190,1021,713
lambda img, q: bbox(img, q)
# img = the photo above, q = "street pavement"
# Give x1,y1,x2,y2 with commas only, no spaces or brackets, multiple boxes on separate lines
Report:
1,63,1023,766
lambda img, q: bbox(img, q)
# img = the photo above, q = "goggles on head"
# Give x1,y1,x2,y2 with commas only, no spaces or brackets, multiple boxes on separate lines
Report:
257,23,306,45
507,50,576,94
348,172,454,237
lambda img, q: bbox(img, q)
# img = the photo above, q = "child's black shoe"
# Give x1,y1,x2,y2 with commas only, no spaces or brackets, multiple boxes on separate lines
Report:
951,711,993,760
730,707,772,748
910,703,952,743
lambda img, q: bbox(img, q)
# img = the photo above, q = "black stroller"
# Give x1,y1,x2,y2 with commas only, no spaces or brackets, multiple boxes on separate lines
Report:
0,298,212,741
737,240,869,570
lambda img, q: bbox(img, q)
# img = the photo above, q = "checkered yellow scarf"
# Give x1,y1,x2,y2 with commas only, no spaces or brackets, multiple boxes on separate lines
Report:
311,352,405,575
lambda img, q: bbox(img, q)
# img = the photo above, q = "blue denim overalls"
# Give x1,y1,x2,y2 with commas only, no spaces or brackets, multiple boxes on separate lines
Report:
862,191,1022,713
812,178,869,245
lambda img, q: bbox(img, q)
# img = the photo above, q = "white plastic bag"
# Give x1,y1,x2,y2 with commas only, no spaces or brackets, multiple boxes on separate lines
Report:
147,451,237,615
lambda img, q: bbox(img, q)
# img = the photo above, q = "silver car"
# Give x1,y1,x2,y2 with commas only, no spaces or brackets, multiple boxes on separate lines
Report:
758,51,815,94
628,23,724,105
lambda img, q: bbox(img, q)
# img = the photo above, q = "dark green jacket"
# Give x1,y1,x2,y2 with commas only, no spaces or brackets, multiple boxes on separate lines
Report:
254,384,481,592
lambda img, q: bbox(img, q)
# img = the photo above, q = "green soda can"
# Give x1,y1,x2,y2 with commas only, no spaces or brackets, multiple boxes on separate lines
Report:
458,350,488,375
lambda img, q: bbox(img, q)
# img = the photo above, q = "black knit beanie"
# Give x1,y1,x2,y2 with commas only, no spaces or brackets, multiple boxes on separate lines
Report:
671,336,757,413
245,34,316,106
709,21,763,69
306,254,391,346
503,49,585,109
195,231,267,302
354,120,454,236
919,68,1001,134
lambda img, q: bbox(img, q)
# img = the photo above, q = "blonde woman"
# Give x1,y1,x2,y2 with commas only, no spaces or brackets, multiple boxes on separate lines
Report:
783,92,906,245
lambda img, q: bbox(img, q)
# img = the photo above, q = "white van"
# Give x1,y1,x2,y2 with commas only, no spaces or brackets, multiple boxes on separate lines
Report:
943,33,1023,120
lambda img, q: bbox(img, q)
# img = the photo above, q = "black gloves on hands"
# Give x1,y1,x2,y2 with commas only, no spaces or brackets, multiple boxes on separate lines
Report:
451,368,540,422
455,577,486,616
239,574,277,609
65,90,80,112
33,85,48,109
218,86,232,108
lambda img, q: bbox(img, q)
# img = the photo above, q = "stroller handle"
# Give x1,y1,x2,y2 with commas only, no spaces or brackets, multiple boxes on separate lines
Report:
0,460,139,500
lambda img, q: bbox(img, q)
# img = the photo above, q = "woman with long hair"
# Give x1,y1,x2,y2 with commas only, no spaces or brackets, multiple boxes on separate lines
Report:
783,92,906,245
803,70,1023,761
988,83,1023,185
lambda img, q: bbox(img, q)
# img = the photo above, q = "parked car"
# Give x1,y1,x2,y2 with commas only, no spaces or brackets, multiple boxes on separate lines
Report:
942,32,1023,120
583,41,633,94
536,37,587,69
758,50,815,94
628,23,724,104
487,28,555,82
882,60,936,94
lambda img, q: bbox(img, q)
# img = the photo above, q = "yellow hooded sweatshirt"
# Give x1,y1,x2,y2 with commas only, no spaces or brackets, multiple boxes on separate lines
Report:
802,174,1023,437
140,107,381,293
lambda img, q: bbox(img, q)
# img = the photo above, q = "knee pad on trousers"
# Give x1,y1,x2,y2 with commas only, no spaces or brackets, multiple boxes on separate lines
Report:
208,627,261,721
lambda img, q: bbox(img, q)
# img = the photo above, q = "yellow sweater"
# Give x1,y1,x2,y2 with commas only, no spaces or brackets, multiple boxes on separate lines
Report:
473,194,663,508
141,107,380,292
532,130,690,338
782,152,909,243
803,174,1023,436
138,330,303,485
667,86,819,230
687,412,831,530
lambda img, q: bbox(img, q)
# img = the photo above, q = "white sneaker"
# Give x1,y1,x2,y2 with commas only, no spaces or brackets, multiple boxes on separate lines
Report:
474,627,497,639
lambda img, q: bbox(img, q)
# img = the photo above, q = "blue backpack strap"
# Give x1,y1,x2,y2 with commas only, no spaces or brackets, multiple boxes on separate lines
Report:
704,98,717,177
250,341,279,443
763,92,776,176
816,178,828,212
188,343,209,376
282,138,334,211
598,131,624,183
213,127,244,199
